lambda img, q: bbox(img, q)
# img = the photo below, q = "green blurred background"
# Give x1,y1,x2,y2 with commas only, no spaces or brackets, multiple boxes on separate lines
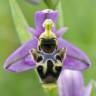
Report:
0,0,96,96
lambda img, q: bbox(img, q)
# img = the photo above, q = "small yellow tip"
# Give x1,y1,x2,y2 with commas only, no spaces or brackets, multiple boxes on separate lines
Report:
42,84,57,91
39,19,56,39
43,19,54,29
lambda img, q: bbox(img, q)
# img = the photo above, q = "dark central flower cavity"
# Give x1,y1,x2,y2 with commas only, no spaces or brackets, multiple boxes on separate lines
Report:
31,48,66,84
39,38,57,53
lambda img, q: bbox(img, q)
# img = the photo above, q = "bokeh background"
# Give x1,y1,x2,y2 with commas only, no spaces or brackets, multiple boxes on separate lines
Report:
0,0,96,96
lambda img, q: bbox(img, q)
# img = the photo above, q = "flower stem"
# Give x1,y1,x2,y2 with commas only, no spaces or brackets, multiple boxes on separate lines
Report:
43,84,58,96
57,0,64,27
43,0,60,10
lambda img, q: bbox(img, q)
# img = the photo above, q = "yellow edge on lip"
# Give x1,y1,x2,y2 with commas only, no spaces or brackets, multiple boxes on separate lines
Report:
42,83,57,91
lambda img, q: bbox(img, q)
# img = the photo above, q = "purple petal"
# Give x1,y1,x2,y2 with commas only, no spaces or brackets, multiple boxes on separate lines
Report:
55,27,68,37
34,9,58,37
27,27,35,34
57,70,84,96
84,81,92,96
58,38,91,70
4,38,38,72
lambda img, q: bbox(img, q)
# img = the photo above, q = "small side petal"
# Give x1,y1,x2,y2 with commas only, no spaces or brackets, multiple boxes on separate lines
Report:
27,27,35,34
58,38,91,70
55,27,68,37
57,70,84,96
4,38,38,72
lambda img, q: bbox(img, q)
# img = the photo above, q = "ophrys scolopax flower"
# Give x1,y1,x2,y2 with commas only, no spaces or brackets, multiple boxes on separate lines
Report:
4,9,91,84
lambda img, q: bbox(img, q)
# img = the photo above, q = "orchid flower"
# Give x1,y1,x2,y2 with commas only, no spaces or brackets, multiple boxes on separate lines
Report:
57,69,92,96
4,9,91,73
4,9,91,83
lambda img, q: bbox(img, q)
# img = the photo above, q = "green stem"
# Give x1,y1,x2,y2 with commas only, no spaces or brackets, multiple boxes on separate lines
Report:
57,0,64,27
43,0,54,9
43,0,60,10
43,84,58,96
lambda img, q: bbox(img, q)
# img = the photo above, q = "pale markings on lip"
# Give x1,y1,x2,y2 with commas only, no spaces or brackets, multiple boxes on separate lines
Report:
36,59,63,74
36,61,47,74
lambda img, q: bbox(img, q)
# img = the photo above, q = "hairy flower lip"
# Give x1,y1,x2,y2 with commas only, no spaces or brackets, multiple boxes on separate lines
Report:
32,48,65,84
